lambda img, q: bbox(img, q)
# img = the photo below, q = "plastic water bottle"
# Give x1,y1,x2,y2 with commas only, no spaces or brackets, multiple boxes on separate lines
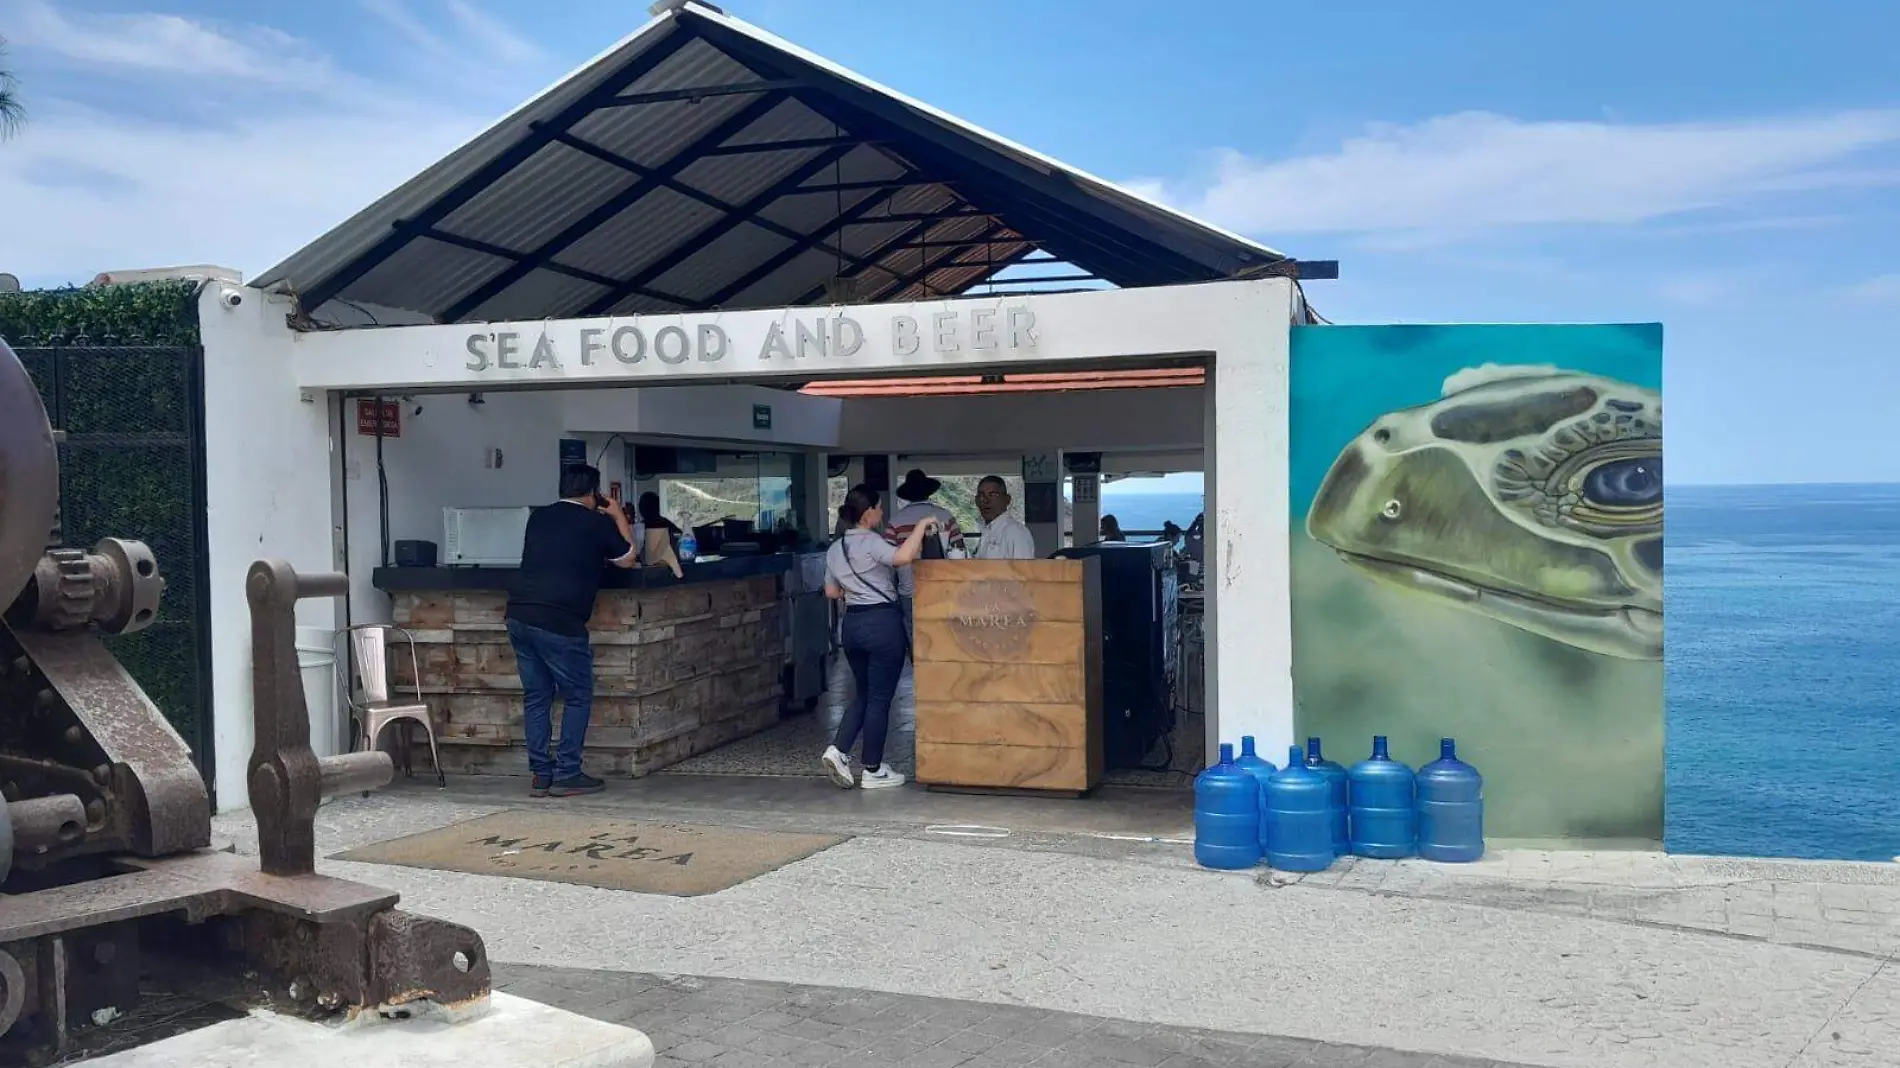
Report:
1262,746,1334,872
1234,735,1277,791
1193,743,1261,870
1348,736,1417,859
1417,738,1484,863
678,533,698,563
1305,737,1349,856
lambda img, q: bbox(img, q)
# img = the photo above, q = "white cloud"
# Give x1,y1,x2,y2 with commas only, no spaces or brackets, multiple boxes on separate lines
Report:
1137,109,1900,239
0,2,540,283
359,0,459,62
445,0,543,64
7,0,344,93
1,100,486,283
1843,273,1900,305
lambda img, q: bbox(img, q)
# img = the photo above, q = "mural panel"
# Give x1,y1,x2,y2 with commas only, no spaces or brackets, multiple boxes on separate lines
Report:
1290,324,1664,841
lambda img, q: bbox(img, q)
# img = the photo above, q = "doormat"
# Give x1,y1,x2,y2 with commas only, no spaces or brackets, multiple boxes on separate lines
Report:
331,810,847,897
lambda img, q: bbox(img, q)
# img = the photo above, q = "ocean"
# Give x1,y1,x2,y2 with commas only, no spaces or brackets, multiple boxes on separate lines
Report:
1095,490,1205,540
1102,483,1900,862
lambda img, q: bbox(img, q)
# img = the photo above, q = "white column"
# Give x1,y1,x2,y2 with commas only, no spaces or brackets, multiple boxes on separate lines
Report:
1203,284,1296,764
1021,450,1061,556
1072,473,1101,546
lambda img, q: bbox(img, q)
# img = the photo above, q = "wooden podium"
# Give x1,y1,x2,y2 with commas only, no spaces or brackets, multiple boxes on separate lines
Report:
911,558,1104,795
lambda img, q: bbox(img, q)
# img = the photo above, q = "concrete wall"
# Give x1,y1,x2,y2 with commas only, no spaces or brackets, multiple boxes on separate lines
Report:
837,387,1204,454
207,280,1299,794
196,285,336,811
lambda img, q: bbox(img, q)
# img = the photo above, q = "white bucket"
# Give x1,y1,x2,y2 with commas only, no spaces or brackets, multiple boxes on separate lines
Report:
295,626,342,758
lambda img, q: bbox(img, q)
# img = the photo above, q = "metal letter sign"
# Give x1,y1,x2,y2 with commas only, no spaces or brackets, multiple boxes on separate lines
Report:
459,307,1037,378
753,404,773,430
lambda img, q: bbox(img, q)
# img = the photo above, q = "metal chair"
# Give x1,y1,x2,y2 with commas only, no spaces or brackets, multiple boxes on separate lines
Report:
337,624,445,788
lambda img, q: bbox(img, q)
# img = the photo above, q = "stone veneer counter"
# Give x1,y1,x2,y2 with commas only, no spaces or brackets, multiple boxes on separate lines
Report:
373,556,792,778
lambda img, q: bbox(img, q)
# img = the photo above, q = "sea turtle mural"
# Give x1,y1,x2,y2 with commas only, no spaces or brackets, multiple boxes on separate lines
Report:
1305,363,1662,661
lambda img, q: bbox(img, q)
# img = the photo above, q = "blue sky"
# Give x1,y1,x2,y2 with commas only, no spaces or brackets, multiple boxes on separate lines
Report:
2,0,1897,486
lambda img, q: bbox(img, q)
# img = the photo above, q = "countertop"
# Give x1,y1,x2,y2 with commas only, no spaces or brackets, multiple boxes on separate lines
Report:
371,553,795,592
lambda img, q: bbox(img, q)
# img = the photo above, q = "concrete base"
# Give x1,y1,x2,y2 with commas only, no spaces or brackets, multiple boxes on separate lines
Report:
82,993,655,1068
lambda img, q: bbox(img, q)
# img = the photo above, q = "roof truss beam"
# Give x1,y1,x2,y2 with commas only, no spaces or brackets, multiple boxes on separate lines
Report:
700,135,865,157
700,186,917,307
789,214,1026,305
794,178,944,194
579,142,870,316
298,24,698,314
604,78,804,107
865,220,1016,303
543,129,853,261
686,14,1256,284
419,228,692,308
981,272,1100,285
441,90,790,322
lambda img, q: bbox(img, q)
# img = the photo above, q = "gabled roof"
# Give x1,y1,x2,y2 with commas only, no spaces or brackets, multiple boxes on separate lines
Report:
254,1,1292,327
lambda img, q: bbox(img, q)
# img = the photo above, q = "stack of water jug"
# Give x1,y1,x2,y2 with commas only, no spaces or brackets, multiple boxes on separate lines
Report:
1193,735,1484,871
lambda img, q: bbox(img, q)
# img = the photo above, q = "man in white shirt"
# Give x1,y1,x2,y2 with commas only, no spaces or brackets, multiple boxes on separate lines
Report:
972,475,1038,560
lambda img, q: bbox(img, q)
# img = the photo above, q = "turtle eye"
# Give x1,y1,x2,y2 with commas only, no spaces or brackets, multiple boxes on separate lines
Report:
1581,456,1662,507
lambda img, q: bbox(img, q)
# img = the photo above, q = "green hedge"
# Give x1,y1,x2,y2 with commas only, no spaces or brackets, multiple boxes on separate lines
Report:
0,279,201,347
2,279,209,759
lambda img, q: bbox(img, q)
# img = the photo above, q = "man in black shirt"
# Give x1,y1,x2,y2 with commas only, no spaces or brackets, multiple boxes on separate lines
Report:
506,464,637,797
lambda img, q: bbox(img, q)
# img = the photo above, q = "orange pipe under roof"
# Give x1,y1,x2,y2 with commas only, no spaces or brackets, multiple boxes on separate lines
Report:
799,367,1204,398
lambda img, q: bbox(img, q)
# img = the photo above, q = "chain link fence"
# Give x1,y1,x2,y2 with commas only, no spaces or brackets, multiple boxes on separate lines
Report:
15,343,212,773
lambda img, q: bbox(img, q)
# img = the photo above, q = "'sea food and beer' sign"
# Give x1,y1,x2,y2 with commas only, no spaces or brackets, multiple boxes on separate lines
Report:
461,306,1039,374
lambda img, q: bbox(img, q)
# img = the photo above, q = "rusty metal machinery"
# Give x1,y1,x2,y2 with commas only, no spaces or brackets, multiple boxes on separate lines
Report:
0,337,489,1064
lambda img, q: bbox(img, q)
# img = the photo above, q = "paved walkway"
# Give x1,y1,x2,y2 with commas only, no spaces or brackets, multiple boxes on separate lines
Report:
497,965,1532,1067
213,782,1900,1068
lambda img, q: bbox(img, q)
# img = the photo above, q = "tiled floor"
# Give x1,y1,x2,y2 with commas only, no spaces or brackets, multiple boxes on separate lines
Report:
661,655,1203,788
497,965,1532,1068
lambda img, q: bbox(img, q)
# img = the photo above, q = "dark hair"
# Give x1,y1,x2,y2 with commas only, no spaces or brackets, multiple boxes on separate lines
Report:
976,475,1009,495
559,464,601,499
837,484,880,528
637,491,663,524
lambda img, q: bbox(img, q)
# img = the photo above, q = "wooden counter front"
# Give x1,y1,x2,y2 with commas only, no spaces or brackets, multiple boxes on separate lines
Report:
911,558,1103,794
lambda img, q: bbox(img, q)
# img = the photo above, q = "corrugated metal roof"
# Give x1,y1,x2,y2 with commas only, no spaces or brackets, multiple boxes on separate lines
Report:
799,368,1204,397
254,2,1295,327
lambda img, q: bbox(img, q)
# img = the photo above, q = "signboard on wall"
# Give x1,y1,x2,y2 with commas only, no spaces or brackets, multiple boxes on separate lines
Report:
752,403,772,430
354,399,401,437
457,305,1041,377
1021,452,1058,482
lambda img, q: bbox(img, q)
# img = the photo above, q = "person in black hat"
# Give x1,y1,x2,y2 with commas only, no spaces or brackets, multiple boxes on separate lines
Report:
885,468,965,641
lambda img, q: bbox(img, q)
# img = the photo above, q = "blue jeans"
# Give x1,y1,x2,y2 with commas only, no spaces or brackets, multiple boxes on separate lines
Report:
834,605,906,770
507,619,593,781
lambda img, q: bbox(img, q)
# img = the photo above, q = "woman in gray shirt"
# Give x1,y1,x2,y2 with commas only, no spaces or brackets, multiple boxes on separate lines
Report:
822,484,939,790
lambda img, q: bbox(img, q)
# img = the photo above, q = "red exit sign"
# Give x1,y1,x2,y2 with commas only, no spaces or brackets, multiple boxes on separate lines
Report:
355,399,401,438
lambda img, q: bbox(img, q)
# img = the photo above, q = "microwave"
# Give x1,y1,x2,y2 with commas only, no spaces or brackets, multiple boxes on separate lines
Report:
442,507,531,567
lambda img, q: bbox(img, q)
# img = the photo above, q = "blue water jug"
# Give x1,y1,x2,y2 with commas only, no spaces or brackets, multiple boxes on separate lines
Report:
1262,746,1334,872
1193,743,1262,870
1417,738,1484,863
1348,735,1417,859
1305,737,1349,856
1234,735,1277,790
678,534,698,563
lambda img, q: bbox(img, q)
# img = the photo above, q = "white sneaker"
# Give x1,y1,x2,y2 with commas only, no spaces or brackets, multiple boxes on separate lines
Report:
858,764,906,790
820,746,856,789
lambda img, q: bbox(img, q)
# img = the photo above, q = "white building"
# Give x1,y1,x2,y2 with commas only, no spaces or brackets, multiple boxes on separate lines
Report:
195,1,1321,811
